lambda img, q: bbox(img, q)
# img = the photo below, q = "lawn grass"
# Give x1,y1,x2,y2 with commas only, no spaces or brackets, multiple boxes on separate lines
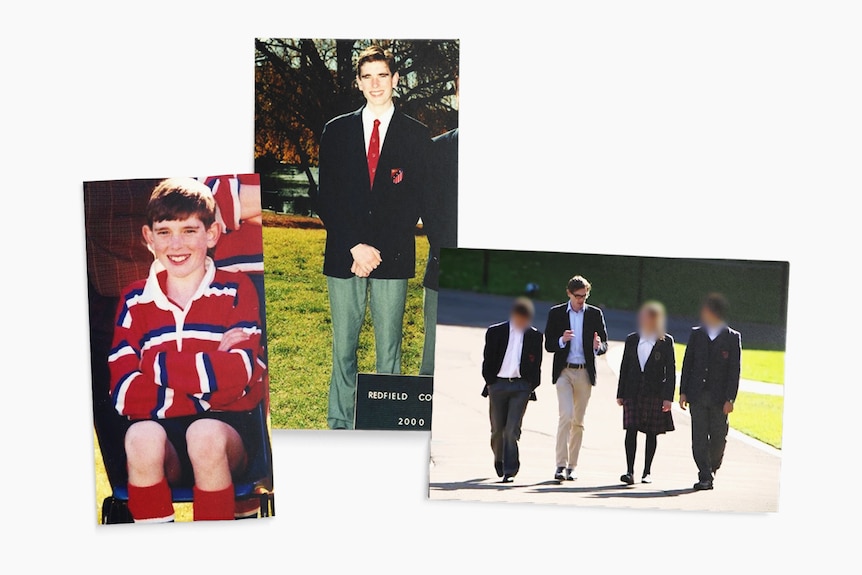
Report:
729,392,784,449
673,343,785,384
263,225,429,429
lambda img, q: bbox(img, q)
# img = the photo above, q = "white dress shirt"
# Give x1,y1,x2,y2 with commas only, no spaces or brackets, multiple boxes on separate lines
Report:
637,335,657,371
560,301,586,364
706,324,725,341
362,103,396,153
497,324,525,379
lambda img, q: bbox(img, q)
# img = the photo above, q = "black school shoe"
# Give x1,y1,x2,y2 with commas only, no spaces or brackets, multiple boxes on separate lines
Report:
693,480,714,491
620,473,635,485
554,467,566,481
501,474,515,483
494,461,504,478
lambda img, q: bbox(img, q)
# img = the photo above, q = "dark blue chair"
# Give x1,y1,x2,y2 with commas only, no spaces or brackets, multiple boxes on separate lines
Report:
100,402,274,524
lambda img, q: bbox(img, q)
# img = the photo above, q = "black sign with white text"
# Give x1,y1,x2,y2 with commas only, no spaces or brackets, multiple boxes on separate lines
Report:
354,374,433,431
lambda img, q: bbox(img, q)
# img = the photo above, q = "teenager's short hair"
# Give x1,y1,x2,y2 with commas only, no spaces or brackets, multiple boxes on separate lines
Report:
567,275,592,294
512,297,535,320
355,45,396,76
702,292,730,320
147,178,216,228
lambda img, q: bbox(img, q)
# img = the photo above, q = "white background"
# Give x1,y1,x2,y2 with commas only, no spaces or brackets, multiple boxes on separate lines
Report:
2,1,860,571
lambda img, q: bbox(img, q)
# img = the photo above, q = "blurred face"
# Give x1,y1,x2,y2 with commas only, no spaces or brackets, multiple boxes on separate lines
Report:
567,288,589,311
143,216,219,281
357,60,398,109
639,308,660,336
511,312,531,331
700,306,722,328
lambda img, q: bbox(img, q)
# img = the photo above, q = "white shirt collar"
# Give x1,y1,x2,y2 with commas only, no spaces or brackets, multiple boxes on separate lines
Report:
638,333,657,346
362,102,395,123
141,257,216,312
566,301,585,314
706,324,725,340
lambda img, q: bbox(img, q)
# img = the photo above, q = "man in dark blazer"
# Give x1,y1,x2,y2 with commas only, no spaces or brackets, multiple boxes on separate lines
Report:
419,89,458,376
481,298,543,482
679,293,742,490
544,275,608,481
311,45,433,430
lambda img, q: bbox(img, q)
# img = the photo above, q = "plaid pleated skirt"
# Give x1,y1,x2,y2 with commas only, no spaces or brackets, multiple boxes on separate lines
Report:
622,395,675,435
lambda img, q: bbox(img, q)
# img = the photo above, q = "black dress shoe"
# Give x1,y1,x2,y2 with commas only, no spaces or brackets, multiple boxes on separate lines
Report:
693,480,714,491
494,461,504,478
501,474,514,483
554,467,565,481
620,473,635,485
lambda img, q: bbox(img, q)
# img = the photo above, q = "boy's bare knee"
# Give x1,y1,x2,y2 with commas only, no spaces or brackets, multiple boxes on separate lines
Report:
125,421,167,463
186,419,229,464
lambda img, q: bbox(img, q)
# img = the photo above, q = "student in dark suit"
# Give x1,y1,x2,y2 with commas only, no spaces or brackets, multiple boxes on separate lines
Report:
679,293,742,490
616,302,676,485
544,275,608,481
312,46,433,429
481,298,543,483
418,108,458,375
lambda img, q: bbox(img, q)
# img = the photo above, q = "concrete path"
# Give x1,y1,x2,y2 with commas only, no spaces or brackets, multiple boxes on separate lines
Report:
429,325,781,512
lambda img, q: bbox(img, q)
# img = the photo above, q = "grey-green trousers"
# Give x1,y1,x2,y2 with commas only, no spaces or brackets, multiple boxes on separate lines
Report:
326,275,408,429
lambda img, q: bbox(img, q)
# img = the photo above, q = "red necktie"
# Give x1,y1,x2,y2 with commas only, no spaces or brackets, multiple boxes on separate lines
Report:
367,119,381,188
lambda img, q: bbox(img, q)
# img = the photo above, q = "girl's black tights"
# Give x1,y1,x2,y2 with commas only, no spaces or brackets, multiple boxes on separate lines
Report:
625,428,658,476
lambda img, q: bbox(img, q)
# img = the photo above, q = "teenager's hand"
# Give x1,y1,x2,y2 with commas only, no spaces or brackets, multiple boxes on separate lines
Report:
561,329,575,343
723,401,734,415
679,394,688,411
616,398,624,406
662,400,673,412
350,243,382,276
593,332,602,351
218,327,251,351
351,261,371,278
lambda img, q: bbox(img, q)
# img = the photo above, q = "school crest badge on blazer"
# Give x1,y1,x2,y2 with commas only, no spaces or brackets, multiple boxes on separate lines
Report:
654,351,661,361
722,350,729,359
391,168,404,184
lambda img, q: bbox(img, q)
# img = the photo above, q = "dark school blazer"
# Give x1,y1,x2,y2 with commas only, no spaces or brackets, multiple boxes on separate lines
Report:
679,325,742,405
422,127,458,291
616,333,677,402
312,105,432,279
481,321,544,396
544,303,609,385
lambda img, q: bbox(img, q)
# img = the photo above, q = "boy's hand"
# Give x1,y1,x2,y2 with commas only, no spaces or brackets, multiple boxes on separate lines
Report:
679,394,688,410
218,327,252,351
351,243,382,277
662,400,673,412
723,401,735,415
593,332,602,351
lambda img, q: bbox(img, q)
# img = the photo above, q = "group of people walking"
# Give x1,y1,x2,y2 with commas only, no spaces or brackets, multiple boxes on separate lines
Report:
482,275,742,491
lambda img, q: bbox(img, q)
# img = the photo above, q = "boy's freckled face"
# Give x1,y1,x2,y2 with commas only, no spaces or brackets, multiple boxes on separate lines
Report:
144,216,217,279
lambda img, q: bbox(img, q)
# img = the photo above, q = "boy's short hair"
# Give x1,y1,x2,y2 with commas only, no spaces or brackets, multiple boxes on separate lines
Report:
355,45,396,76
512,297,535,320
702,292,730,320
567,275,592,294
147,178,216,228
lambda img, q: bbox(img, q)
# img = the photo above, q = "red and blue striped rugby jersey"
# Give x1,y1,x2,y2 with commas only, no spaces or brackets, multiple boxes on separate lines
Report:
109,258,266,420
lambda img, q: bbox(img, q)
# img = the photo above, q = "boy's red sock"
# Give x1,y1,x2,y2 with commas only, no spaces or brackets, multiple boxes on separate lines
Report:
128,478,174,523
193,484,235,521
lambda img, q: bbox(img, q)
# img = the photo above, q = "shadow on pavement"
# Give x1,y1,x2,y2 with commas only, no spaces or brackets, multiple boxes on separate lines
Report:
587,487,695,499
430,478,521,491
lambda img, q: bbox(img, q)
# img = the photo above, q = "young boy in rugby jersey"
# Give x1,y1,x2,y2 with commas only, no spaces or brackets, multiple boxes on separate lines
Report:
109,178,266,522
